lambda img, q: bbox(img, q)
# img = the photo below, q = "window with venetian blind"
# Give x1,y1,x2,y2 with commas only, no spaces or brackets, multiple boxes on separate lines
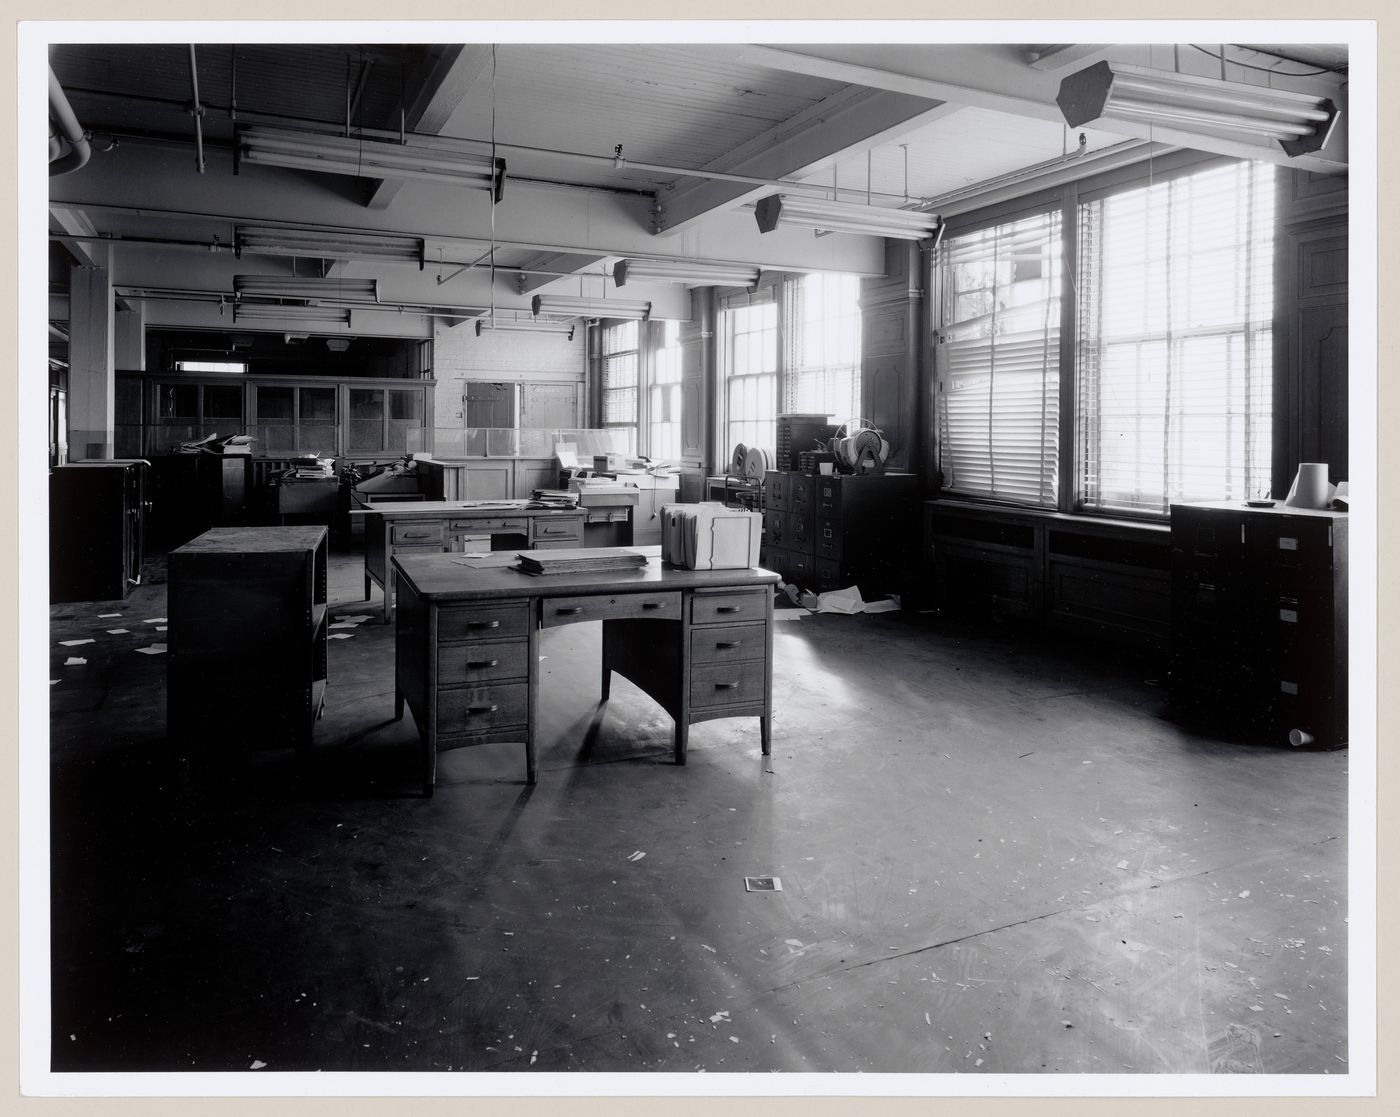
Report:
601,320,640,454
1077,160,1274,516
784,273,863,423
649,319,684,462
721,300,778,456
936,210,1063,507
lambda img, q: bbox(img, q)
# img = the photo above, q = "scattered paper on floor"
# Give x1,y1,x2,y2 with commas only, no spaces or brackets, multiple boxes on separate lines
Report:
135,644,167,655
59,639,95,647
64,657,86,666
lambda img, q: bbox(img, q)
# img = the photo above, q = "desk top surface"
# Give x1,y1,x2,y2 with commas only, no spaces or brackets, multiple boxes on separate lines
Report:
353,500,584,519
171,525,328,555
393,550,779,601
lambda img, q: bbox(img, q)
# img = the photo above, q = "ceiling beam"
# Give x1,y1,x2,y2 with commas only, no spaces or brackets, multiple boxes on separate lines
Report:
657,85,959,234
736,44,1346,173
365,45,495,212
1024,45,1113,72
511,251,613,296
50,205,133,310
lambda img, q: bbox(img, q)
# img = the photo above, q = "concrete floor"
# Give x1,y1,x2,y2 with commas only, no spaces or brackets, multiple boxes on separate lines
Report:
43,543,1349,1079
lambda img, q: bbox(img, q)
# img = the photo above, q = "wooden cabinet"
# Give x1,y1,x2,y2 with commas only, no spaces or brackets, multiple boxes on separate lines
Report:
1169,502,1347,748
167,526,329,754
764,472,918,599
50,460,147,603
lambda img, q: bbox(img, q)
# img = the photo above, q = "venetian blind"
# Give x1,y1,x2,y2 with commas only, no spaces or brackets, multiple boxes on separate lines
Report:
936,211,1062,507
1077,160,1274,516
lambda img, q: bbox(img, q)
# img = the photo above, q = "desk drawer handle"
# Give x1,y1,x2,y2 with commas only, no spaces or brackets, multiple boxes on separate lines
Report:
716,605,741,614
715,640,742,649
713,681,739,691
467,659,499,669
556,606,584,615
467,704,499,715
402,531,434,539
467,620,500,629
642,601,665,610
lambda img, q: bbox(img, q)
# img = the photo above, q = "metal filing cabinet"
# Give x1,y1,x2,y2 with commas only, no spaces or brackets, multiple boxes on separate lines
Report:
50,459,148,603
1169,501,1348,748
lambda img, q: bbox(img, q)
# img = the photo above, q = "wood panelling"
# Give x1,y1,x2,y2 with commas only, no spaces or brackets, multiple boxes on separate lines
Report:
1274,168,1348,494
860,241,924,474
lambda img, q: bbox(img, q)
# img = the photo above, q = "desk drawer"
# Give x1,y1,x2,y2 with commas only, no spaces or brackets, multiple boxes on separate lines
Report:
392,522,444,545
437,600,531,642
531,517,584,543
450,516,526,534
690,662,766,709
438,640,530,683
436,683,528,732
541,591,680,628
690,622,765,665
692,589,768,625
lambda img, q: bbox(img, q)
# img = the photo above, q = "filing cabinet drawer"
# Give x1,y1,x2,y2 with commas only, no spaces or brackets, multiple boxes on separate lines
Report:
763,509,787,546
690,662,766,709
391,522,445,546
437,600,531,642
436,683,528,732
788,551,813,585
763,470,789,512
691,589,768,625
531,517,584,543
449,516,526,534
438,640,530,683
789,474,815,515
690,622,765,665
541,591,680,628
814,518,843,561
787,512,815,553
815,477,842,519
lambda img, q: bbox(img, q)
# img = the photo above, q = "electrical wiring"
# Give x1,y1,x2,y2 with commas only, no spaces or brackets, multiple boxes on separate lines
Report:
1188,44,1342,78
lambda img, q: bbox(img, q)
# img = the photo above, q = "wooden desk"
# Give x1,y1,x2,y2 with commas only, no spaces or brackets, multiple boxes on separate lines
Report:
391,552,779,794
359,501,586,622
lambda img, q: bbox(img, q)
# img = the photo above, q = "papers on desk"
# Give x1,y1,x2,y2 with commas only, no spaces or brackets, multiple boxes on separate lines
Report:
515,548,649,576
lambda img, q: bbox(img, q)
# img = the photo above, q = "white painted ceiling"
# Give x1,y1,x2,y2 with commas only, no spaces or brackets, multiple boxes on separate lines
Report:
44,36,1350,341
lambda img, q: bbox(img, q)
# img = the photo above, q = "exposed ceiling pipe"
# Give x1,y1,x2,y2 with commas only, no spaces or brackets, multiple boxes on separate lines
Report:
188,45,206,173
49,67,92,176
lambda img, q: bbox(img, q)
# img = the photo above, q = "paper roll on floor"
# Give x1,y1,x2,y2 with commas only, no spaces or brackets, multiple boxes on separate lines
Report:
1284,462,1333,509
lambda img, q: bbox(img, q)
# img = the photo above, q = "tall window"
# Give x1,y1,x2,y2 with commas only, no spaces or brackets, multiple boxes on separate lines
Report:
937,210,1063,507
1077,161,1274,515
601,320,640,453
722,300,778,455
649,319,683,462
785,273,862,423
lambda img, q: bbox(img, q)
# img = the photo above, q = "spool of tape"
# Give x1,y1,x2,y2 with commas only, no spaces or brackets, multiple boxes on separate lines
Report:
743,445,770,480
730,443,748,477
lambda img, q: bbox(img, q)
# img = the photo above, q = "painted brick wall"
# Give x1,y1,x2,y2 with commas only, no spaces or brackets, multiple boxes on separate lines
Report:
431,320,586,424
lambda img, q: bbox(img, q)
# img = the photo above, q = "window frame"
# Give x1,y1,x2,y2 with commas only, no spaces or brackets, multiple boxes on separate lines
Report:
932,150,1262,522
718,288,780,461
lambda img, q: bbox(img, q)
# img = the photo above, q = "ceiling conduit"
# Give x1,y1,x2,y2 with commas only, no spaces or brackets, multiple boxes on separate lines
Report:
50,66,92,176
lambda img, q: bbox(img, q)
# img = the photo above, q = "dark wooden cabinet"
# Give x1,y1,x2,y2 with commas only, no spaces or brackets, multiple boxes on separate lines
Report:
167,526,329,753
50,460,147,603
1169,502,1347,748
763,471,918,598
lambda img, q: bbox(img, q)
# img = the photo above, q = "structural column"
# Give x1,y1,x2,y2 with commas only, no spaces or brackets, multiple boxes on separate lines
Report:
114,299,145,372
67,246,115,460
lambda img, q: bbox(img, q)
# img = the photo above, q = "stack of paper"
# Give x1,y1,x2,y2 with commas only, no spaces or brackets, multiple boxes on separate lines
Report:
515,548,649,576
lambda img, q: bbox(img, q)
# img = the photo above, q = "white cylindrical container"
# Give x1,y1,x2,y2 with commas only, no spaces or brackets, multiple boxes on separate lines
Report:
1285,462,1330,509
1288,728,1315,747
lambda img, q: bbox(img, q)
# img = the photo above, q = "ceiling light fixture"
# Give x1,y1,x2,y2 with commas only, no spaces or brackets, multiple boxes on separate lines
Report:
614,259,760,288
235,226,427,270
232,303,351,325
234,276,380,303
754,194,942,241
531,295,651,321
1055,61,1339,156
238,126,507,200
475,318,576,340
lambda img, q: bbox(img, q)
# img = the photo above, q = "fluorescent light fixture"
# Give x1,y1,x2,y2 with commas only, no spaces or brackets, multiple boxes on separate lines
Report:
475,318,576,340
531,295,651,321
235,226,426,270
614,259,759,288
1056,62,1339,156
233,303,351,325
239,126,506,200
234,276,380,303
754,194,941,241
